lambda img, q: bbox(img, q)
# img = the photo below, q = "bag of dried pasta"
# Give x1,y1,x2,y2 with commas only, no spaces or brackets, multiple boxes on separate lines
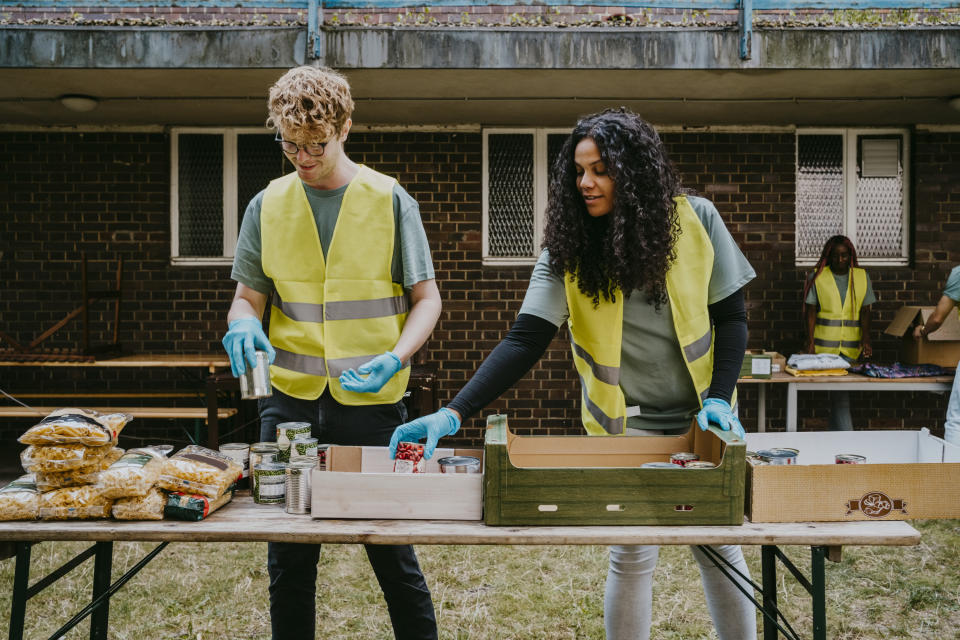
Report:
21,443,115,473
19,408,132,446
157,445,242,499
33,446,125,491
112,487,166,521
96,446,167,499
164,490,233,521
0,475,39,521
38,485,113,520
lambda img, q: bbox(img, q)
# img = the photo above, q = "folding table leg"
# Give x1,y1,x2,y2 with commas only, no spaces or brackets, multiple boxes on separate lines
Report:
89,541,113,640
811,546,827,640
761,545,778,640
8,542,31,640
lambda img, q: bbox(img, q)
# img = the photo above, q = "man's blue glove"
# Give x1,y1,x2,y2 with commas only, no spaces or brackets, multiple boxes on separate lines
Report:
339,351,403,394
696,398,745,441
389,408,461,460
221,317,275,378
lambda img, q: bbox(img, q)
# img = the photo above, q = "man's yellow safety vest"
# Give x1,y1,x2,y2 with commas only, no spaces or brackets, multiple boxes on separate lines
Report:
565,196,723,436
260,166,410,404
813,266,867,360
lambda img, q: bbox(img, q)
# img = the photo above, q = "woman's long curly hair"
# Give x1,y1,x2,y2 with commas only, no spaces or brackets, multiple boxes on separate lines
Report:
544,108,683,308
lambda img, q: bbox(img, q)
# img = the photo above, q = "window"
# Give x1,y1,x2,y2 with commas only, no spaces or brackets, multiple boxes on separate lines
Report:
795,128,910,267
482,128,569,265
170,127,286,265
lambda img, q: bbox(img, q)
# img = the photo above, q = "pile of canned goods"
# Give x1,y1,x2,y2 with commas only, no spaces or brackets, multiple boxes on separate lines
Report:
746,448,868,466
638,453,716,469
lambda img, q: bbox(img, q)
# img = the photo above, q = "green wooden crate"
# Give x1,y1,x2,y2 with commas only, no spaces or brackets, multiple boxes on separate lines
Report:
483,414,746,526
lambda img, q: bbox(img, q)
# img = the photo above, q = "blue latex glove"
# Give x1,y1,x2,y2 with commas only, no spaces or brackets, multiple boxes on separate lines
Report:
696,398,745,441
339,351,403,393
389,408,461,460
221,317,275,378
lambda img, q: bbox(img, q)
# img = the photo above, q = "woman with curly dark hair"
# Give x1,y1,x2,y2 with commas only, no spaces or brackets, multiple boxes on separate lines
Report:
390,108,757,639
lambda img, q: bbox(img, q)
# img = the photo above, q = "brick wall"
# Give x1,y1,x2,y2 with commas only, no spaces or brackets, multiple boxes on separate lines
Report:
1,129,957,452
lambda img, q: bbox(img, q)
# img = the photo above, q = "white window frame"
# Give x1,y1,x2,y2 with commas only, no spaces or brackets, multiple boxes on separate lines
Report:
482,127,569,266
170,126,273,266
795,127,911,268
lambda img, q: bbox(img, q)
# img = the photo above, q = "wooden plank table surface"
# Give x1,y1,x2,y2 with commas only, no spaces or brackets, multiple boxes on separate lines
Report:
0,353,230,373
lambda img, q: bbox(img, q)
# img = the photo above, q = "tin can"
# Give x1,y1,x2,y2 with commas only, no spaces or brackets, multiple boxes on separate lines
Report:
757,448,798,465
437,456,481,474
394,442,425,473
640,462,680,469
317,444,332,471
685,461,717,469
291,436,319,461
670,452,700,467
239,350,273,400
252,462,286,504
285,460,315,515
835,454,866,464
219,442,251,489
249,442,279,477
276,422,312,463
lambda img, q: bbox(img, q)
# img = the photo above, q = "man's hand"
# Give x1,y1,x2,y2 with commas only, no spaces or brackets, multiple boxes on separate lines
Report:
339,352,403,393
221,317,275,377
389,408,461,459
695,398,745,441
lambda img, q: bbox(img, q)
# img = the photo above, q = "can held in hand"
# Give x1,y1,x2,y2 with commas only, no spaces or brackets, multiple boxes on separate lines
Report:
291,437,319,461
240,350,273,400
670,452,700,467
394,442,425,473
285,460,315,514
276,422,312,463
436,456,481,474
757,448,798,465
253,462,286,504
219,442,250,489
835,454,866,464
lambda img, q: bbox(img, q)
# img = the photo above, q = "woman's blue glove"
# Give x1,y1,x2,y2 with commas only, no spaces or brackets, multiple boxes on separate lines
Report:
696,398,745,441
221,317,275,378
389,408,461,460
339,351,403,393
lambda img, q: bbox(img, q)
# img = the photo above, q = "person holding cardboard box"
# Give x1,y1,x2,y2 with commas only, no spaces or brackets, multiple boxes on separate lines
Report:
802,235,876,430
222,66,442,640
913,265,960,445
390,108,757,640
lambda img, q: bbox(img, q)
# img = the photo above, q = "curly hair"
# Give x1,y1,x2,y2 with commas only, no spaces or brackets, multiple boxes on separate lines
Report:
802,234,861,317
544,108,683,308
265,66,354,142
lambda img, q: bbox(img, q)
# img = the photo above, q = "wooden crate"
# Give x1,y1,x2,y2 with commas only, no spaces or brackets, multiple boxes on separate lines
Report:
745,429,960,522
483,414,746,526
312,445,484,520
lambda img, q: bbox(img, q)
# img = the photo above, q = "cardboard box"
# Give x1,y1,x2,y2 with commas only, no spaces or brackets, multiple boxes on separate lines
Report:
312,445,484,520
740,350,786,378
745,429,960,523
883,306,960,367
483,414,745,526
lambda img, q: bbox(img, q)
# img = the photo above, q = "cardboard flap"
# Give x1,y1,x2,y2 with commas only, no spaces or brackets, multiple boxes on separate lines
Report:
883,306,924,337
926,307,960,341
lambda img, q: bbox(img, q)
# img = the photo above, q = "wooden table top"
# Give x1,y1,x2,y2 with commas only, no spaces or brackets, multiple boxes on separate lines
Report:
0,354,230,368
0,495,921,547
737,372,954,385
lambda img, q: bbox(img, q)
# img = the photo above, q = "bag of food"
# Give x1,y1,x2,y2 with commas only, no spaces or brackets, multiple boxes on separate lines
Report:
157,445,242,499
164,490,233,521
0,475,39,521
112,487,166,521
18,408,132,446
96,447,167,499
33,446,125,491
21,443,114,473
38,485,113,520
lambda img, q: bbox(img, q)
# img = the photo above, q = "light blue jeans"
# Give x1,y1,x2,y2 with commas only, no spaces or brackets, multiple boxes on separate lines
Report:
605,544,757,640
945,359,960,446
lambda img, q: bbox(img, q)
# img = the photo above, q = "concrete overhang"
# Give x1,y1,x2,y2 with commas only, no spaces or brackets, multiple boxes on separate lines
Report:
1,24,959,127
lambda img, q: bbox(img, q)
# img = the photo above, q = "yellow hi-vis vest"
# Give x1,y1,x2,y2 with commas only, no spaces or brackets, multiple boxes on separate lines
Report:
565,196,724,436
813,266,867,360
260,166,410,404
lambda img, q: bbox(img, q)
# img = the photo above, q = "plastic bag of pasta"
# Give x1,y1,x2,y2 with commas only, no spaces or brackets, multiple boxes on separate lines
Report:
0,475,39,521
18,408,132,446
96,447,167,499
157,445,243,499
38,485,113,520
112,487,166,521
21,443,115,473
33,447,125,491
164,490,233,521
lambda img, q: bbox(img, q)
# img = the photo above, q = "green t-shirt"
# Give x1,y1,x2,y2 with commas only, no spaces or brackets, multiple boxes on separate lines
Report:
944,265,960,302
231,177,435,294
518,196,756,431
804,270,876,307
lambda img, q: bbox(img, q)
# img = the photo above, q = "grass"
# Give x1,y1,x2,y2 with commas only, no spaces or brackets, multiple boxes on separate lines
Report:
1,520,958,639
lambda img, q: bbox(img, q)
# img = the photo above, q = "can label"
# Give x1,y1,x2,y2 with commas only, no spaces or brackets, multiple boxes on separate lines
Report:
757,448,798,465
835,454,866,464
253,464,286,504
670,452,700,467
219,443,250,478
291,437,318,460
276,423,312,463
394,442,425,473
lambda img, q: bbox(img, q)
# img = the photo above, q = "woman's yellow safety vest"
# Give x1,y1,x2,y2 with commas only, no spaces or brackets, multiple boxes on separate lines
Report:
260,166,410,404
813,266,867,360
565,196,723,436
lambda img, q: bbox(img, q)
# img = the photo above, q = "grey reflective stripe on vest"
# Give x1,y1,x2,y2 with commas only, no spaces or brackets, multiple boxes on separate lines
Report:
273,347,329,377
815,318,860,328
570,338,620,385
325,296,409,321
814,338,841,348
841,340,861,349
682,329,713,363
273,291,324,323
576,375,624,435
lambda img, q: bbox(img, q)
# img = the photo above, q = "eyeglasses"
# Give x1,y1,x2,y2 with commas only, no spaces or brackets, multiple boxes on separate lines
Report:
275,132,330,157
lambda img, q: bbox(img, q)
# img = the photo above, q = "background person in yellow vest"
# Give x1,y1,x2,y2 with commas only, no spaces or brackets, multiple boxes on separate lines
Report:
389,108,757,640
802,235,875,430
913,265,960,445
221,66,442,640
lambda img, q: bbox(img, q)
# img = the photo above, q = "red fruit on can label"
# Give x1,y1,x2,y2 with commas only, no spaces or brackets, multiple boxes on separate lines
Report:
394,441,425,473
835,454,866,464
670,452,700,467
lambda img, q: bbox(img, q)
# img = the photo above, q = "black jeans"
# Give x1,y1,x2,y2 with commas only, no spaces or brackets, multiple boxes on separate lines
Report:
259,388,438,640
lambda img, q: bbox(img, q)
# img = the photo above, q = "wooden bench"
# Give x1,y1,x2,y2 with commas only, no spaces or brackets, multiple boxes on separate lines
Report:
0,406,236,420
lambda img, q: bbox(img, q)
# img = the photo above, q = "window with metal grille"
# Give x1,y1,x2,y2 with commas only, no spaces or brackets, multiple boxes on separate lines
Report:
171,128,286,265
795,128,910,267
483,129,570,265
